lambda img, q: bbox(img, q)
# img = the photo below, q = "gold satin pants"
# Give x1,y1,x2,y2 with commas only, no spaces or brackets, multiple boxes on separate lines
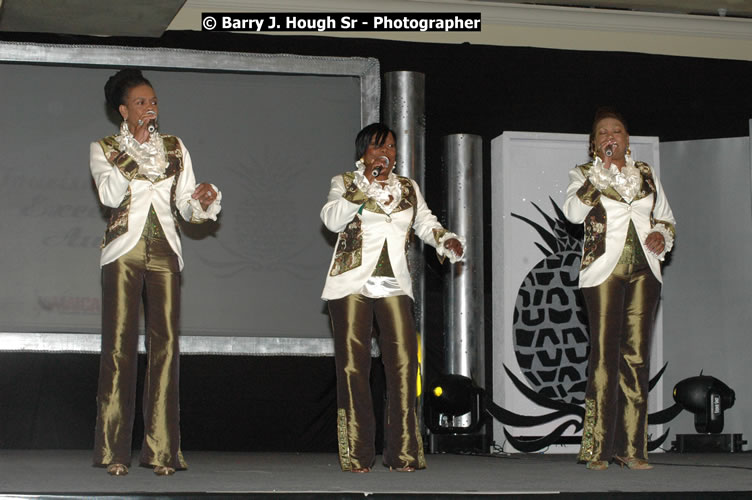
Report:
578,263,661,463
93,237,187,470
328,294,426,471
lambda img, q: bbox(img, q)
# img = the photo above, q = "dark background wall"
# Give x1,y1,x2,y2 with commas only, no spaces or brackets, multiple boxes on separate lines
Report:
1,30,751,453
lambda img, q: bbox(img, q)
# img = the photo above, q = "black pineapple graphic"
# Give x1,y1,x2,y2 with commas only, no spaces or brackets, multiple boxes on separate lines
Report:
512,198,589,404
493,202,676,452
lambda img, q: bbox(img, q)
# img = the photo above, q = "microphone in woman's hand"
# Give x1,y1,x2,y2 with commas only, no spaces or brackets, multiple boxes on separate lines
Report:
371,156,390,178
605,144,616,157
145,110,157,133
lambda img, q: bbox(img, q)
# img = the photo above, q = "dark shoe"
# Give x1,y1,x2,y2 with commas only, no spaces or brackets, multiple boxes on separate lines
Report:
106,463,128,476
613,456,653,470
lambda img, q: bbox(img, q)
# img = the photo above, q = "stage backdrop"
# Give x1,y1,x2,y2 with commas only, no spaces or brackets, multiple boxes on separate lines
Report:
0,42,379,354
491,132,665,452
660,130,752,447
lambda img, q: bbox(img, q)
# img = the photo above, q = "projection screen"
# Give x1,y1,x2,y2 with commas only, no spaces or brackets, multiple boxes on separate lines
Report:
0,41,380,355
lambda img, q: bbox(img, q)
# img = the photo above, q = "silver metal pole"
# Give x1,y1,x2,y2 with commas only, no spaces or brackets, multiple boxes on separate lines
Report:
443,133,485,429
383,71,426,429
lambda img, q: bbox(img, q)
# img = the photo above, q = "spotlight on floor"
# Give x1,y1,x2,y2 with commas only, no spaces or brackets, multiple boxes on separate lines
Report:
425,374,484,434
673,374,735,434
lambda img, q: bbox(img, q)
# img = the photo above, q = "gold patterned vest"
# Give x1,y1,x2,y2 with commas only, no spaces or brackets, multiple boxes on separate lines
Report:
329,172,418,277
617,220,648,266
96,135,184,248
576,161,657,270
371,241,395,277
141,204,167,240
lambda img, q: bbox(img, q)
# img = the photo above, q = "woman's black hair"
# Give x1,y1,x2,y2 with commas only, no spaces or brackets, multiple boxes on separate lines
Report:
355,123,396,160
589,106,628,157
104,69,153,114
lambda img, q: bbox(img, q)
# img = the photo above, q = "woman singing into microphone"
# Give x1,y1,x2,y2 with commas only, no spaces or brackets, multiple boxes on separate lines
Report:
563,108,676,471
321,123,465,473
90,69,222,476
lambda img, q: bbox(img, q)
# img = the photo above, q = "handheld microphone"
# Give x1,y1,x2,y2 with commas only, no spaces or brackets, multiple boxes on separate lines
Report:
371,156,390,178
605,144,615,157
146,110,157,134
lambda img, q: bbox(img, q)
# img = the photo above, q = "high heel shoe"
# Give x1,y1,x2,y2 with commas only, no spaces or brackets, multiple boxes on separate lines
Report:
106,463,128,476
153,465,176,476
613,456,653,470
585,460,608,471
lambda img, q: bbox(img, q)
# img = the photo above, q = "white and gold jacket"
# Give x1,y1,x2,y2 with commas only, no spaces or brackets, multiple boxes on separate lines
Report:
321,168,463,301
563,156,675,288
90,132,220,270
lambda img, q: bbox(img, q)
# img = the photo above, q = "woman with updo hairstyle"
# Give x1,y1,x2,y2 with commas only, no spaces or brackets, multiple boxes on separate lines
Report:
563,108,676,471
321,123,465,473
90,68,222,476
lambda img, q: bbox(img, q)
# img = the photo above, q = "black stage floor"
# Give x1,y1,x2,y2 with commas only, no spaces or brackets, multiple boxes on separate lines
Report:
1,450,751,499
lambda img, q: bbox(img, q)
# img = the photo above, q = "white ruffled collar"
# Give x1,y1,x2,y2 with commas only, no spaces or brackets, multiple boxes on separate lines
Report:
116,121,168,181
354,159,402,213
589,154,642,203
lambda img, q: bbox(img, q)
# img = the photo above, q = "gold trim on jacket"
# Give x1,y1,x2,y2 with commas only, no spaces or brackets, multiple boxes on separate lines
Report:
576,161,664,270
329,172,417,277
97,135,183,248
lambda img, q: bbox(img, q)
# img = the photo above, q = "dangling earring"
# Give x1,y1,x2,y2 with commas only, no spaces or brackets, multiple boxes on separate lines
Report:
626,146,631,156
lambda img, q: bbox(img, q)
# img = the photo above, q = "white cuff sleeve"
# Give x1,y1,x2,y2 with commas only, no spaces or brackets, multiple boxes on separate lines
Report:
188,183,223,222
436,232,466,263
647,223,674,261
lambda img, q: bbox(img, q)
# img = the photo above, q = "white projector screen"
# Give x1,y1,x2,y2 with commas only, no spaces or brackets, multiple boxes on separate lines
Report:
0,42,379,354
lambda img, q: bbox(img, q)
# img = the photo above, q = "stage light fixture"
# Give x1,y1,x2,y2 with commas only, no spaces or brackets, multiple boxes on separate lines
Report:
427,374,476,416
673,374,735,434
425,373,485,434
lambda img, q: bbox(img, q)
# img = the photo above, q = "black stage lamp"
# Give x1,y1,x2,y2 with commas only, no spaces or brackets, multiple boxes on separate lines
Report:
425,374,484,434
673,374,735,434
428,374,475,416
